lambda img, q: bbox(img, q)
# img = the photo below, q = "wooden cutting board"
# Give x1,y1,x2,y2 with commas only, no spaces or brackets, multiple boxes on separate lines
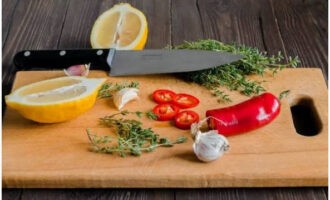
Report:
3,68,328,188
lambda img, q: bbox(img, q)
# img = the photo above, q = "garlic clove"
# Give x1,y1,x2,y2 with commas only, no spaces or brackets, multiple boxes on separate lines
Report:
113,88,139,110
193,130,229,162
64,63,90,77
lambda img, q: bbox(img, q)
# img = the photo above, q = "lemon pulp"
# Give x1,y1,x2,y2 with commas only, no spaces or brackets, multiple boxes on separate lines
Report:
90,3,148,50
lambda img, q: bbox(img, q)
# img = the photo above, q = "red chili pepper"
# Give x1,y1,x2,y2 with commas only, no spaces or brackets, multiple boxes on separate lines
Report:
173,93,200,109
206,93,281,136
153,103,180,121
152,89,176,104
174,110,200,130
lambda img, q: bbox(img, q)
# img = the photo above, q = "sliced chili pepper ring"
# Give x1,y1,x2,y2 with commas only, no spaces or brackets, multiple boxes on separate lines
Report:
174,110,200,130
173,93,200,109
153,103,180,121
152,89,176,104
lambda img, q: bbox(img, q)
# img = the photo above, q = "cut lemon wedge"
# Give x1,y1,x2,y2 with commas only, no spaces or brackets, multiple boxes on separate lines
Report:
90,3,148,50
5,76,106,123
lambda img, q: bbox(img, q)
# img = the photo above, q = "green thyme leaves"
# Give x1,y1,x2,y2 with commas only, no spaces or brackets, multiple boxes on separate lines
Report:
98,81,139,98
279,90,290,100
146,111,158,120
174,39,299,102
87,111,187,157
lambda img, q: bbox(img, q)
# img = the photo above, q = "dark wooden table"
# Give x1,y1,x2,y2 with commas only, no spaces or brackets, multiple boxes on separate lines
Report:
2,0,328,199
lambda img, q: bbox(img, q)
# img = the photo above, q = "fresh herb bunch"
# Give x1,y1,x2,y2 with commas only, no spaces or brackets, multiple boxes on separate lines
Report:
87,110,187,157
98,81,139,98
174,39,300,102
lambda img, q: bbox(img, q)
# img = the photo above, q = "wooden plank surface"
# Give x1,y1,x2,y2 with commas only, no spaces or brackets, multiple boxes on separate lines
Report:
195,0,265,50
2,68,328,188
2,0,20,47
171,0,204,45
272,0,328,79
2,0,70,114
3,188,328,200
2,0,328,199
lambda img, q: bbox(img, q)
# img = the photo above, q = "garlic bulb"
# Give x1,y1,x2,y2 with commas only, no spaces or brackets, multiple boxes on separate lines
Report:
193,130,229,162
113,88,139,110
191,117,229,162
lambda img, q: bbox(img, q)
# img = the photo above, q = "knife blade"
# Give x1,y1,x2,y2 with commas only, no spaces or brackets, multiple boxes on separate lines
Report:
13,49,242,76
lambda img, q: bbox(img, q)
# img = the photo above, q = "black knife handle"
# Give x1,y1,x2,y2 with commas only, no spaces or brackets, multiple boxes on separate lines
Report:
13,49,112,70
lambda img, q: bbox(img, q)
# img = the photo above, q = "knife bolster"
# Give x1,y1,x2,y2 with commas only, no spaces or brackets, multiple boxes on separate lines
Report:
107,48,116,75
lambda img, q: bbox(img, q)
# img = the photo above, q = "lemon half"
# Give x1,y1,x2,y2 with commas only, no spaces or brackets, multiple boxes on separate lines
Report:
5,76,106,123
90,3,148,50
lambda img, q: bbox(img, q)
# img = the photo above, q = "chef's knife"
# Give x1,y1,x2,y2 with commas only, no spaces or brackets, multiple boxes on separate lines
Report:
14,49,242,76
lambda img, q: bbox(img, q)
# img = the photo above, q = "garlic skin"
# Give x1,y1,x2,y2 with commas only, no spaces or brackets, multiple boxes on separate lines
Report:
113,88,139,110
193,130,229,162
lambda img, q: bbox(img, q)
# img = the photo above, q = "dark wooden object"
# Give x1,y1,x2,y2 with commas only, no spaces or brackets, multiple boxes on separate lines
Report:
2,0,328,199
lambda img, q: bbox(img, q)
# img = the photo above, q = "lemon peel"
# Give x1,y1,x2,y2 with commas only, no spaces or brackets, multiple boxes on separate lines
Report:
5,76,106,123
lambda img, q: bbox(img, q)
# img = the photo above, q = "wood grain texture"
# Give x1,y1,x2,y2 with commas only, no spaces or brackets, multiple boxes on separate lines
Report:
19,189,173,200
196,0,265,50
171,0,204,45
256,0,288,56
58,0,102,49
272,0,328,79
137,0,171,48
175,187,328,200
2,0,19,46
2,0,70,113
3,69,328,188
2,189,22,200
2,0,328,199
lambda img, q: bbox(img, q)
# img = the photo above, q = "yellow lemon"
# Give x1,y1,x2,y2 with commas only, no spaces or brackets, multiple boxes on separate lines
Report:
90,3,148,50
5,76,106,123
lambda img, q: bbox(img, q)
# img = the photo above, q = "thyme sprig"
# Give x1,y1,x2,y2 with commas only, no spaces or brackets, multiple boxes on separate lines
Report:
98,81,139,98
174,39,299,101
279,90,290,100
212,89,232,103
146,111,158,120
87,110,187,157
